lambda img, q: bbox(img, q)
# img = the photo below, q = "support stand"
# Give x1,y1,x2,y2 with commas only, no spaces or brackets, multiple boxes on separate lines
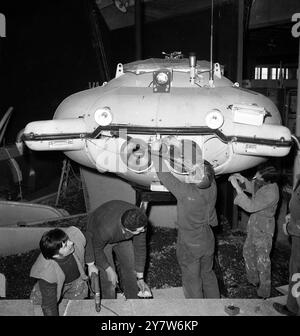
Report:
55,159,71,207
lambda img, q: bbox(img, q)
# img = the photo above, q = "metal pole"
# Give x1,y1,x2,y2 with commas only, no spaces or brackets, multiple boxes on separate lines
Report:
135,0,142,60
293,38,300,187
237,0,244,85
209,0,214,86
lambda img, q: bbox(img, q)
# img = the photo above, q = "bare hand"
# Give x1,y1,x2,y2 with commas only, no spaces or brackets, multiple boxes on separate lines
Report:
228,176,242,193
162,136,181,149
232,173,245,184
283,213,291,236
106,266,118,286
282,222,289,236
137,279,152,297
88,264,99,277
151,140,162,152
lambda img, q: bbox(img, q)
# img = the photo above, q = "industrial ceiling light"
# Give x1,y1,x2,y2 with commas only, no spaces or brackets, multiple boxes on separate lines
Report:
153,70,171,93
114,0,129,13
205,109,224,129
94,107,113,126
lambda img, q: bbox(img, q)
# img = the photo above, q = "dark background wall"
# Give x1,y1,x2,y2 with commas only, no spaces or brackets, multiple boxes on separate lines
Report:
0,0,101,143
110,1,239,80
1,0,240,144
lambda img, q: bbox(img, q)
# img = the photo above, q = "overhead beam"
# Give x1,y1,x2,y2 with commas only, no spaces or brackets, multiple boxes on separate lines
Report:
237,0,244,84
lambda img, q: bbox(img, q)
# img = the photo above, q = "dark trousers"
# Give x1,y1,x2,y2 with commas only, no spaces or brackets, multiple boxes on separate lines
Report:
176,227,220,298
99,240,139,299
287,236,300,315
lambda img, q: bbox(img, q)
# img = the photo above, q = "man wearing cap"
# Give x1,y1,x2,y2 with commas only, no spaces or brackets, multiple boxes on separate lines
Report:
229,165,280,298
151,137,220,299
85,200,151,299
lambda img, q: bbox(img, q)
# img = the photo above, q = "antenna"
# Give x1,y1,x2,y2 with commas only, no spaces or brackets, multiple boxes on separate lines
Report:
209,0,214,87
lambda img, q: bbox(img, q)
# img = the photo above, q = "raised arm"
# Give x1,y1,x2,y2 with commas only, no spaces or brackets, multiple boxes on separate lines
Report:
233,184,278,213
151,144,189,199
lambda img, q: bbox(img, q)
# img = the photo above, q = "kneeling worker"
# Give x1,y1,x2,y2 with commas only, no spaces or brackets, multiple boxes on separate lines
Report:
30,226,88,316
85,200,151,299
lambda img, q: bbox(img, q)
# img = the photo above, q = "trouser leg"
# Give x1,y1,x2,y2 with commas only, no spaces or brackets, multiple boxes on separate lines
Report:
287,236,300,314
180,260,203,298
113,241,139,299
200,254,220,298
98,244,116,299
63,277,88,300
177,243,203,298
243,234,259,285
255,235,272,298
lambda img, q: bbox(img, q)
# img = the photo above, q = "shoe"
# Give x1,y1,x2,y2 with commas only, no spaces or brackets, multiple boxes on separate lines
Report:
273,302,297,316
257,286,270,299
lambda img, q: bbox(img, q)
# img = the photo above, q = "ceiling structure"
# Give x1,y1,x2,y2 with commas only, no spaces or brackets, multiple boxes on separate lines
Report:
96,0,212,30
95,0,300,31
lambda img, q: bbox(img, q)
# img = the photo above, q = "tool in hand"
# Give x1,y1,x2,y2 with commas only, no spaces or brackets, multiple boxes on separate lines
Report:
90,272,101,312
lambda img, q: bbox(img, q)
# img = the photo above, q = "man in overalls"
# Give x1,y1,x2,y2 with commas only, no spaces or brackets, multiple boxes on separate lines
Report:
229,166,280,298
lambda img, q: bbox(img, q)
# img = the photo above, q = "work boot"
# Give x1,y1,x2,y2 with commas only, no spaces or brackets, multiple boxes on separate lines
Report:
273,302,297,316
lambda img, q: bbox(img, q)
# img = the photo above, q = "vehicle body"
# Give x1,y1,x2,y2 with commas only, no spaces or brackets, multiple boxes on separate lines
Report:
23,56,292,190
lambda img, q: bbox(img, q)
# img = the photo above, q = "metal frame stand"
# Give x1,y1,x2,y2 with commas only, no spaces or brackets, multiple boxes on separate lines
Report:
55,159,71,207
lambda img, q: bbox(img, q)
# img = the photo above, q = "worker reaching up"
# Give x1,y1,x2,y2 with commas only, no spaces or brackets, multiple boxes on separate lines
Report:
151,136,220,299
229,166,280,298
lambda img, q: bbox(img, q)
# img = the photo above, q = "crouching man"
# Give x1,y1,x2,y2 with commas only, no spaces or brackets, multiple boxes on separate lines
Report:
85,200,151,299
30,227,88,316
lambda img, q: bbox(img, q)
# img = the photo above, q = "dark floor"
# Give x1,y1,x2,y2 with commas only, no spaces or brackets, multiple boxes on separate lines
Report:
0,177,291,299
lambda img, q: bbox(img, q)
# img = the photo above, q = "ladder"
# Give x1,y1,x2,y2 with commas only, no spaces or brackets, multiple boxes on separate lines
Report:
55,159,71,207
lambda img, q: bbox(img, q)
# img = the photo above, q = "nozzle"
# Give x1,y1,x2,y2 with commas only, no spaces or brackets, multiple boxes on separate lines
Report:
189,52,197,84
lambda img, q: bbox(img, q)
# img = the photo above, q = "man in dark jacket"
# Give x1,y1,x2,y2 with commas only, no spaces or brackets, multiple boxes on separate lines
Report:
85,200,151,299
229,166,280,298
151,137,220,299
273,175,300,316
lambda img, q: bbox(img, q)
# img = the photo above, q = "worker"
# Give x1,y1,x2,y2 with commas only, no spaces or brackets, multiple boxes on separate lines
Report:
273,174,300,316
30,226,88,316
228,166,280,298
85,200,151,299
151,137,220,298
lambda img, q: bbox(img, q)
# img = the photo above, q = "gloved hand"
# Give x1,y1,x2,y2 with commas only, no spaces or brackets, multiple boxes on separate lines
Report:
105,266,118,286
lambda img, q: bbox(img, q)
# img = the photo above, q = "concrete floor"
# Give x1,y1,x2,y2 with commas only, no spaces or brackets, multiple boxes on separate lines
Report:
0,287,288,316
